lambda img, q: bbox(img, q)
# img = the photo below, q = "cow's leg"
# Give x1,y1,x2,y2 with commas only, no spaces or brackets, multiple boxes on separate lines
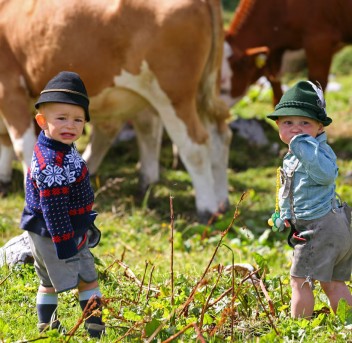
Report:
0,142,14,183
304,36,335,90
113,65,222,221
0,120,36,189
82,123,121,175
0,117,15,196
176,139,217,222
0,53,37,190
157,102,219,221
269,79,284,106
266,51,284,106
208,121,232,213
132,109,162,192
164,112,232,221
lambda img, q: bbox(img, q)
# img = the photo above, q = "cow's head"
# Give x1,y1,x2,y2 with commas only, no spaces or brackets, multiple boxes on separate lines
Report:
221,40,269,107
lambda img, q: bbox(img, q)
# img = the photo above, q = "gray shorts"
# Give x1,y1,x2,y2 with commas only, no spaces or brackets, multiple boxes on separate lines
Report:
28,232,98,293
290,204,352,282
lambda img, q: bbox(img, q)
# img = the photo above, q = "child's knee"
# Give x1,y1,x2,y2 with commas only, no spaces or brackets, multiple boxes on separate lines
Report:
78,280,99,291
291,275,316,291
291,276,309,290
320,280,345,294
38,285,56,293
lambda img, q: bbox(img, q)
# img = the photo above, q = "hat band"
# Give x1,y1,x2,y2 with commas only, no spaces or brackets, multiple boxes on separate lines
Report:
275,100,321,113
275,100,329,123
40,88,89,100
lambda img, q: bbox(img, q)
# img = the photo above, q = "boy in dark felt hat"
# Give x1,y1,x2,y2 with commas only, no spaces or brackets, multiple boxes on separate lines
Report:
267,80,352,318
20,71,105,337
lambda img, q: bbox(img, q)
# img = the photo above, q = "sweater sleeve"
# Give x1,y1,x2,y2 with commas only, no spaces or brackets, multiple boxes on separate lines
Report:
36,163,78,259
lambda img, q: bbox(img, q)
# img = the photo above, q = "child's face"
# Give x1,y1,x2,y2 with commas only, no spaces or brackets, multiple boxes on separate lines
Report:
276,116,324,145
35,103,85,145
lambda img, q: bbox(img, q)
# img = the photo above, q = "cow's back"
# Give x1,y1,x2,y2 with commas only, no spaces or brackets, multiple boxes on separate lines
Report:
229,0,352,50
1,0,227,140
285,0,352,40
1,0,212,96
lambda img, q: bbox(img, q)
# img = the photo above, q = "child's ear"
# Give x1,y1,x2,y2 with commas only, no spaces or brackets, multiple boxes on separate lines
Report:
35,113,47,129
318,123,324,134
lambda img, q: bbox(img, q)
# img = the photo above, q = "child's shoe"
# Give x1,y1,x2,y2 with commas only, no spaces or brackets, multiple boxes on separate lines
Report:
85,322,105,338
38,320,66,334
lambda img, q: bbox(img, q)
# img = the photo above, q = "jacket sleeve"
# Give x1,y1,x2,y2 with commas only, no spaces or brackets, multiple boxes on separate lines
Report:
290,134,337,185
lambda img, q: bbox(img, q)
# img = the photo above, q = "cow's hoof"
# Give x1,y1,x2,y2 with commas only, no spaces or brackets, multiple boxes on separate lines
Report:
0,181,11,197
197,210,220,225
218,198,230,214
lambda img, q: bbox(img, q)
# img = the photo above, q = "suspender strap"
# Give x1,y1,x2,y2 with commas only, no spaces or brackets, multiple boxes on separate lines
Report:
286,159,299,224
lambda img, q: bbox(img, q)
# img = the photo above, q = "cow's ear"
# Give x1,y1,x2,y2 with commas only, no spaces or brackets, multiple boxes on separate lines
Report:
35,113,47,129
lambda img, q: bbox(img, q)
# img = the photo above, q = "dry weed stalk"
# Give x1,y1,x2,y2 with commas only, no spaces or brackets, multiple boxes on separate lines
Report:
145,264,156,306
170,195,175,307
221,243,235,340
208,270,279,338
161,322,206,343
104,258,159,294
249,274,279,335
136,260,149,302
0,271,12,286
199,265,224,329
66,295,102,341
145,193,246,342
259,278,275,317
179,192,246,317
209,269,259,337
115,321,145,342
94,177,124,198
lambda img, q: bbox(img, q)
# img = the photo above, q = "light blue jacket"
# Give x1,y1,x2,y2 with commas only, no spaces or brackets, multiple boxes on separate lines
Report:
279,132,338,221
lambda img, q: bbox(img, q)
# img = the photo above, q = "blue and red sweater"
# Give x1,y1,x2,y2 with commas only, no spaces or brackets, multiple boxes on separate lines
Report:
20,131,96,259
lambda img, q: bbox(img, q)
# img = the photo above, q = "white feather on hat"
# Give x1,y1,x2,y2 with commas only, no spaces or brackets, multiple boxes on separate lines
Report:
307,81,327,115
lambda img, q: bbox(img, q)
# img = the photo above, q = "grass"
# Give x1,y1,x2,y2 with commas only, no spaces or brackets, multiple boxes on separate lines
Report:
2,123,352,341
2,34,352,343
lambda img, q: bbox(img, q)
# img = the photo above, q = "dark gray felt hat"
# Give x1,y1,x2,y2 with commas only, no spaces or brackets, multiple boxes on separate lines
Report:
35,71,90,121
267,80,332,126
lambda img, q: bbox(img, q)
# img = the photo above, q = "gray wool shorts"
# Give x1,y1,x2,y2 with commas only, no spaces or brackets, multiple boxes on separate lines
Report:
28,232,98,293
290,203,352,282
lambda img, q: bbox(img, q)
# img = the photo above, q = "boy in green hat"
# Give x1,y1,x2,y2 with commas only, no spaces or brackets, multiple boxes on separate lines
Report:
267,80,352,318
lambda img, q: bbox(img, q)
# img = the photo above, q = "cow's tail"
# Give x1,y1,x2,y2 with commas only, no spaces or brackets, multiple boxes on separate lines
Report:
197,0,229,125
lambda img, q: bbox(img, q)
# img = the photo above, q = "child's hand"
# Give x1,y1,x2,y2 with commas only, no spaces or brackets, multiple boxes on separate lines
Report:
268,213,290,232
75,233,88,250
87,223,101,248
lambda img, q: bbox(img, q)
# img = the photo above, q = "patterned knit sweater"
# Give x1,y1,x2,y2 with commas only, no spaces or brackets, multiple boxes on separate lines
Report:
20,131,96,259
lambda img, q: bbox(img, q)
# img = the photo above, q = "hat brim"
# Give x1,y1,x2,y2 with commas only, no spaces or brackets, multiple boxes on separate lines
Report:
35,91,90,122
267,106,332,126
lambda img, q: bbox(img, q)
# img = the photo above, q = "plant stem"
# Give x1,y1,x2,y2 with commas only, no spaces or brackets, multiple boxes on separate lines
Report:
169,195,175,307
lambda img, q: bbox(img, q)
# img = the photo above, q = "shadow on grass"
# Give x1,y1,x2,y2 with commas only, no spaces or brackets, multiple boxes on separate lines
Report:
330,137,352,160
88,125,286,242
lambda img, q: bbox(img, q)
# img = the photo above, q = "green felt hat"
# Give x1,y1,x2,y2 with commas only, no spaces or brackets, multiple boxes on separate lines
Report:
267,80,332,126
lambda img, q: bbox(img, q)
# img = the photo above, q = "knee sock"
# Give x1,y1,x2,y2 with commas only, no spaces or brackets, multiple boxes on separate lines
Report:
36,292,58,324
79,288,104,337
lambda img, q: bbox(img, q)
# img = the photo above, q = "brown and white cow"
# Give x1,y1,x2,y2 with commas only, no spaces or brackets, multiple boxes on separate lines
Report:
221,0,351,106
0,0,231,221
